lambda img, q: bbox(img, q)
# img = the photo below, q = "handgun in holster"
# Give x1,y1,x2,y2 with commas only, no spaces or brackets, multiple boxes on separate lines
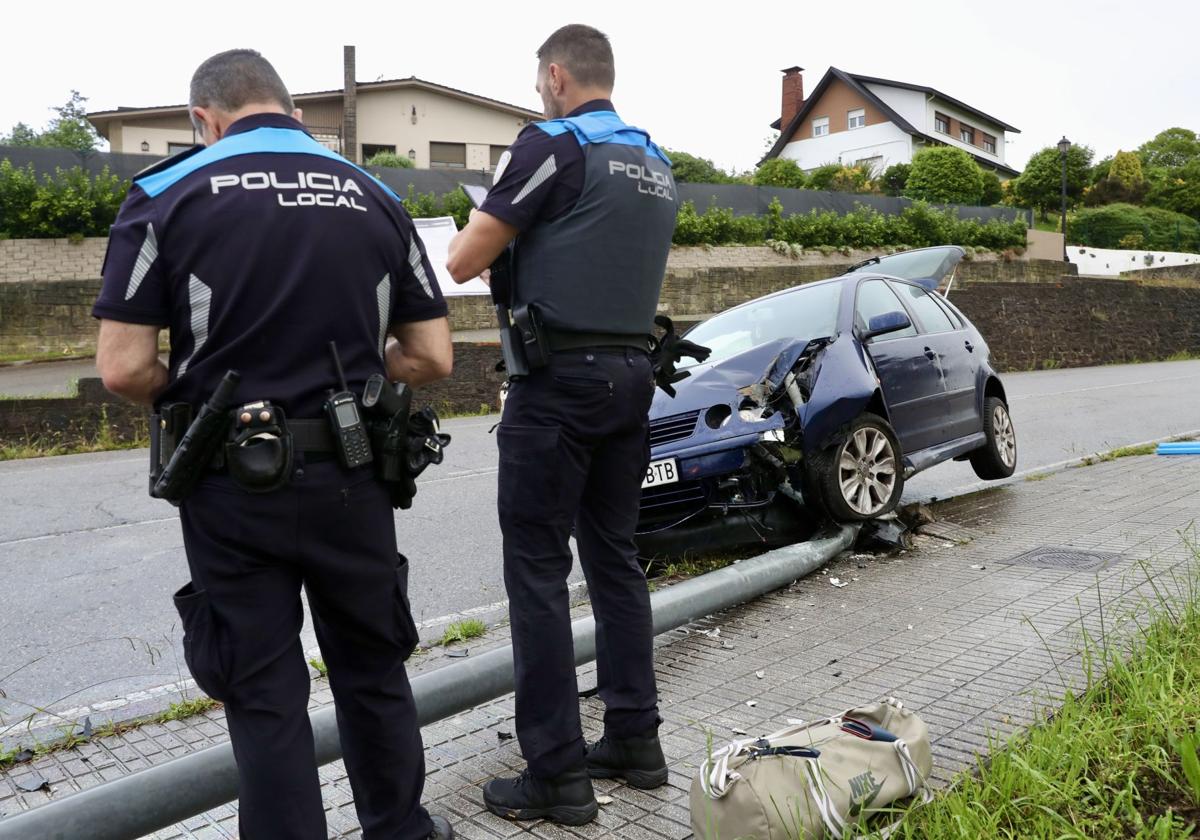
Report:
489,246,542,376
361,374,451,510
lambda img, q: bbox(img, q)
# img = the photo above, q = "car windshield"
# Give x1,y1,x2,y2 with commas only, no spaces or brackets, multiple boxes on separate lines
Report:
683,281,842,367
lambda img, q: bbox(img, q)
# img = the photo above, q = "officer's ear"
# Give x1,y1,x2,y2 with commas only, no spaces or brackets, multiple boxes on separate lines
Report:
292,107,304,122
191,106,218,147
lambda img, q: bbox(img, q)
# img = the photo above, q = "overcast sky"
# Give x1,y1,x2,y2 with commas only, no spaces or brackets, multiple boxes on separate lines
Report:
2,0,1196,173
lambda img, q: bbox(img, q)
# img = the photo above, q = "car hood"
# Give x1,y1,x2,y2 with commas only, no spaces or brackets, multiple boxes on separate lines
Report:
651,336,807,417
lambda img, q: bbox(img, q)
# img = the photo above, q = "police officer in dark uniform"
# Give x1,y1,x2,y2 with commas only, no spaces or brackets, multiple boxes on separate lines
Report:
94,49,454,839
446,24,677,826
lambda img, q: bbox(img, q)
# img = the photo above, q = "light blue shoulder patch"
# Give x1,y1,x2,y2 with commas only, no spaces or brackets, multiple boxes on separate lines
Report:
135,127,405,202
534,111,671,166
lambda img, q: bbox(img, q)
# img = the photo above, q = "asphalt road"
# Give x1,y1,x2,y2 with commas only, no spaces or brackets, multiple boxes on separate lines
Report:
2,359,1199,729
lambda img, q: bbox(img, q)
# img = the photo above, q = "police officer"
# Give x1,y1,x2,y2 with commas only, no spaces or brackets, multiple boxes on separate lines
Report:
446,24,676,826
94,50,454,839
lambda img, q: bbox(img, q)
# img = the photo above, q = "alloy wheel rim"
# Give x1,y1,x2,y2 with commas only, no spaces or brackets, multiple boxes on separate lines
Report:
837,427,897,516
994,405,1016,467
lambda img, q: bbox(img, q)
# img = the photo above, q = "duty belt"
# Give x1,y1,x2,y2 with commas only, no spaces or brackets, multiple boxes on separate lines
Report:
544,328,652,353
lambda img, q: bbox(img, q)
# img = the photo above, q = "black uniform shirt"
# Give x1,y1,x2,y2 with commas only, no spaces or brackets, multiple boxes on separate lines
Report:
479,99,615,231
93,113,446,416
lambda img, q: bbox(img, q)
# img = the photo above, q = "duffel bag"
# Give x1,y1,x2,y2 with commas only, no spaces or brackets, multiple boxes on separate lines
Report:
690,697,932,839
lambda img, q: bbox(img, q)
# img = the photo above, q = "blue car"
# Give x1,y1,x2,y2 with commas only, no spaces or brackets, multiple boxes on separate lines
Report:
638,246,1016,546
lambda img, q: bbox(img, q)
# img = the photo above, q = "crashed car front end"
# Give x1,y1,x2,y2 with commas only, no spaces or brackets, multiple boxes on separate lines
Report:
637,336,830,541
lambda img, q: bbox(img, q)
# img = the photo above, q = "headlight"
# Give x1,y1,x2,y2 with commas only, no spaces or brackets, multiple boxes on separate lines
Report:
705,404,732,429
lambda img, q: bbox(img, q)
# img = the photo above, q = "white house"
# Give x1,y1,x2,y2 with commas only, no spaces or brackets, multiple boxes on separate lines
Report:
762,66,1021,179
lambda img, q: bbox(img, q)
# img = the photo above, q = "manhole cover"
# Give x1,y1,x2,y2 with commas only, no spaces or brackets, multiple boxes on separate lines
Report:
999,546,1123,572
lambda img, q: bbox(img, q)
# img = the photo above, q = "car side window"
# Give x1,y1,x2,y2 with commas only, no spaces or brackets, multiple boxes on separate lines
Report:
930,293,965,328
855,280,918,341
893,282,958,334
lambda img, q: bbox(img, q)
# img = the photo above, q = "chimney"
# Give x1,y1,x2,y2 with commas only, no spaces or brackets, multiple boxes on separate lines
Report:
342,46,358,163
780,66,805,130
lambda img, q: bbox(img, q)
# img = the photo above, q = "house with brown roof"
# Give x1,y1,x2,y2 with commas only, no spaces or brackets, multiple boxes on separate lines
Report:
87,48,542,170
762,66,1021,179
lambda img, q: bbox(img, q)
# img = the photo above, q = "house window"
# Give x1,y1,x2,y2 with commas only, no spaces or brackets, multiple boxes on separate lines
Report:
166,142,193,155
959,125,975,145
362,143,396,161
430,142,467,169
848,108,866,130
490,145,508,167
934,113,950,134
812,116,829,137
982,134,997,154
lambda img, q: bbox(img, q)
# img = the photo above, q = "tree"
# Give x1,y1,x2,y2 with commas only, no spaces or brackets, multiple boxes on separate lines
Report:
828,165,876,194
904,146,983,205
662,149,733,184
1137,127,1200,171
1145,159,1200,220
1,91,101,152
752,158,806,189
979,170,1004,205
1087,149,1147,206
1009,144,1093,220
880,163,910,197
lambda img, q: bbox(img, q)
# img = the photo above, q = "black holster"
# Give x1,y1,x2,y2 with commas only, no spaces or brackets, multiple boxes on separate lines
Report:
224,402,293,494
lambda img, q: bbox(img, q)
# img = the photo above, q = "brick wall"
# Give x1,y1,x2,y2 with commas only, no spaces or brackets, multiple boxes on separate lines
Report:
0,238,108,284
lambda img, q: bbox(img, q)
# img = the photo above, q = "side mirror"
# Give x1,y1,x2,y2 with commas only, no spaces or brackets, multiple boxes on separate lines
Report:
863,310,912,341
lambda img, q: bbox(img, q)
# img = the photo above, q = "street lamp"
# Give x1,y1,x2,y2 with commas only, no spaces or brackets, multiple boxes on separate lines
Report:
1057,136,1071,261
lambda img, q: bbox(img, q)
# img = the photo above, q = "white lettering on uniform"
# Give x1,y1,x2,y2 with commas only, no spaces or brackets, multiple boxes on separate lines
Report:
608,160,673,200
342,178,364,196
306,173,334,190
210,174,240,194
270,172,299,189
241,172,270,190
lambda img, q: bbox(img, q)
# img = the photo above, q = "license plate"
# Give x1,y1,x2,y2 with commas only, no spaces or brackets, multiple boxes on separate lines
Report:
642,458,679,489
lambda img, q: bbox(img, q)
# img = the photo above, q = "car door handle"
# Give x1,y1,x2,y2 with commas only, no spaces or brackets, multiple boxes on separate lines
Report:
923,347,937,360
964,340,975,352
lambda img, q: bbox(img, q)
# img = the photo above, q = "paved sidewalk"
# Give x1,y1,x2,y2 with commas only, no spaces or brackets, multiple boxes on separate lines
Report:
1,454,1198,838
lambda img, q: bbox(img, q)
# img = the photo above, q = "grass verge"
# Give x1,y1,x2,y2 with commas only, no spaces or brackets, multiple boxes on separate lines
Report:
879,540,1200,838
439,619,487,646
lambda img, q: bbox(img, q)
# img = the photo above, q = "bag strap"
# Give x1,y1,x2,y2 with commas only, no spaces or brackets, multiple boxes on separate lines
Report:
699,719,837,800
802,756,848,839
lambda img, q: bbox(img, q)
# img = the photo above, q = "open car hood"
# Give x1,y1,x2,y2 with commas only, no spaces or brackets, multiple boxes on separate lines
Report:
844,245,965,291
650,336,806,417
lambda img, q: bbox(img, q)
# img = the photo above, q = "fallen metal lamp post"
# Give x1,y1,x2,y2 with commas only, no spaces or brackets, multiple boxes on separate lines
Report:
0,525,857,840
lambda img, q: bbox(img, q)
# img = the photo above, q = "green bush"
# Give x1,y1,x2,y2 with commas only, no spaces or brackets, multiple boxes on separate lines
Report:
979,171,1004,205
805,163,843,191
828,165,876,194
0,159,127,238
662,149,736,184
365,151,413,169
1069,203,1200,252
880,163,910,197
905,147,983,205
400,185,472,230
752,158,806,189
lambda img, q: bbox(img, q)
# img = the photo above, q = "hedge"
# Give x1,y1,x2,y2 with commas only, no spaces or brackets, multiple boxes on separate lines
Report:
0,159,127,239
1068,203,1200,253
672,198,1027,249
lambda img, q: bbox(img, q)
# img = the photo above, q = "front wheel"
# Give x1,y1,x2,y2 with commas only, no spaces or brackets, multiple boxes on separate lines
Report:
969,397,1017,480
814,413,905,522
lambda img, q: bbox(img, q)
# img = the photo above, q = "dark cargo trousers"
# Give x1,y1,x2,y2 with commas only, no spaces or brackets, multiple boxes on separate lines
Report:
177,458,434,839
497,347,661,778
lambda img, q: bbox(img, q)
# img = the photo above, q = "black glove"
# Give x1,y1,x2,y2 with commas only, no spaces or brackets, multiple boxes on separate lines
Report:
651,315,712,398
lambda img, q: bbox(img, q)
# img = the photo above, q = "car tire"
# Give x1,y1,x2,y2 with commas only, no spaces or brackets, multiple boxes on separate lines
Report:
813,413,905,522
969,397,1017,480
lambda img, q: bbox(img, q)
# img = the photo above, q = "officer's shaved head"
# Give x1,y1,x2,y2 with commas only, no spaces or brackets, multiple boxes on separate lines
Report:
190,49,294,116
537,24,615,91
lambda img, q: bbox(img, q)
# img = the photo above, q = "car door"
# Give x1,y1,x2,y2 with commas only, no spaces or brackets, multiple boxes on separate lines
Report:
854,279,945,453
889,281,981,442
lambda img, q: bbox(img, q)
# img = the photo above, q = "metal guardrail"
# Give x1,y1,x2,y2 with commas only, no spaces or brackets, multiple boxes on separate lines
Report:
0,525,857,840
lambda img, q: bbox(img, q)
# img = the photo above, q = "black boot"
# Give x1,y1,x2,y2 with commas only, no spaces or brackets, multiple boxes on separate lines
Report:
482,767,598,825
427,814,454,839
586,730,669,789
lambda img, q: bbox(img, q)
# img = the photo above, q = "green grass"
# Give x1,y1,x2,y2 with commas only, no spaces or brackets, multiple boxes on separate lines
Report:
1024,472,1053,482
879,541,1200,839
0,407,148,461
1080,443,1158,466
439,619,487,646
308,657,329,677
154,696,220,723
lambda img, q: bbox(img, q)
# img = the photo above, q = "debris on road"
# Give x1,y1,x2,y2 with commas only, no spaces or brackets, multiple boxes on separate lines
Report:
829,577,848,588
15,773,49,793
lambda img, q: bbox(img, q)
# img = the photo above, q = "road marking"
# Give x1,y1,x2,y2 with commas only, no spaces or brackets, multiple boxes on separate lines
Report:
1012,372,1200,400
0,516,178,548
